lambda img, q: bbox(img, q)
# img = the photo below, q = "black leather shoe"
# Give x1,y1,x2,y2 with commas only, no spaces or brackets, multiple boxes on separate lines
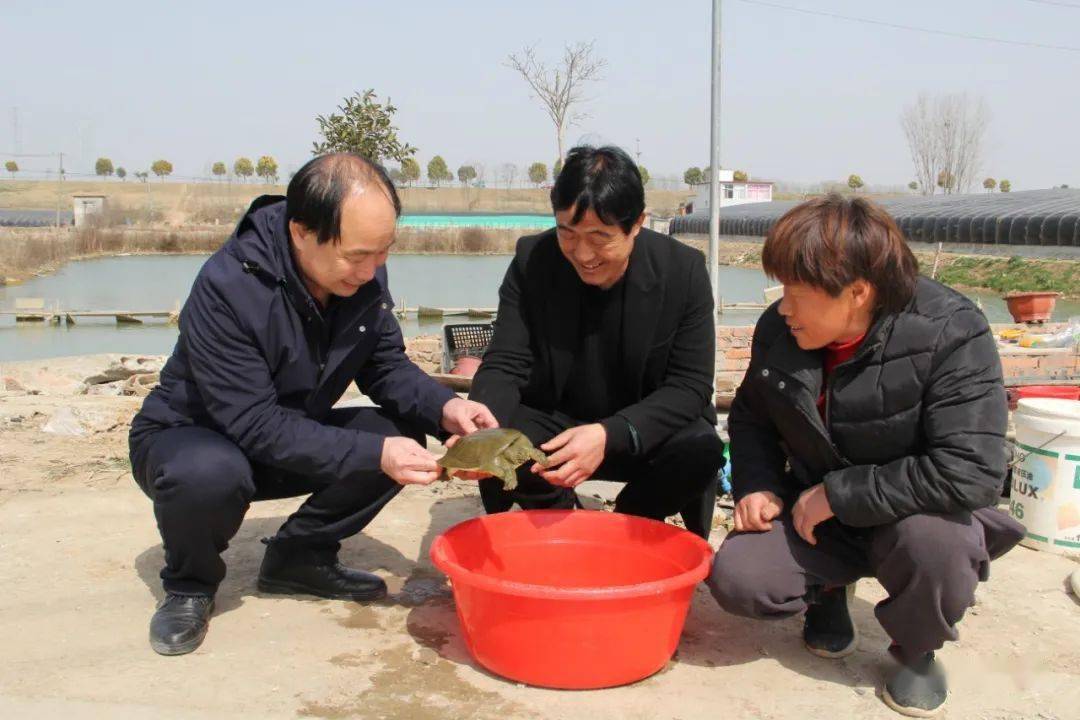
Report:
803,584,857,658
149,593,214,656
883,650,948,717
257,541,387,601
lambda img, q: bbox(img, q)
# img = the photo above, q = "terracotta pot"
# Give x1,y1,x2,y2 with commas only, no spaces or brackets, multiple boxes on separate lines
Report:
450,355,482,378
1004,291,1060,324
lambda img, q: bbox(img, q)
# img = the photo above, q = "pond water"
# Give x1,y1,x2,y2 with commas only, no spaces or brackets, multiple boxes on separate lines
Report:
1,253,1076,362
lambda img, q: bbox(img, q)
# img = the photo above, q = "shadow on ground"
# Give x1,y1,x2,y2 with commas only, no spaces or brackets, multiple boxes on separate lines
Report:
134,493,482,618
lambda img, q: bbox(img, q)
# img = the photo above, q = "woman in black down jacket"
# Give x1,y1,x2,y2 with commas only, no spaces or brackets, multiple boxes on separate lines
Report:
707,194,1023,718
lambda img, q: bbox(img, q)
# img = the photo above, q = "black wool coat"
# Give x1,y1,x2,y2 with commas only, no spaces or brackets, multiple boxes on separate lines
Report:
469,227,717,457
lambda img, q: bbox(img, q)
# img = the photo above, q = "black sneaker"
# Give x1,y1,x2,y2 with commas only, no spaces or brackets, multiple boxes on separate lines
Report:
883,650,947,718
149,593,214,656
257,540,387,601
803,584,858,658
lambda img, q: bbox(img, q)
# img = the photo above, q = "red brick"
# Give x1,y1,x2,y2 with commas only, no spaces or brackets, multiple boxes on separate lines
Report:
715,371,747,390
1001,356,1040,376
723,358,750,371
1039,353,1078,370
726,348,752,360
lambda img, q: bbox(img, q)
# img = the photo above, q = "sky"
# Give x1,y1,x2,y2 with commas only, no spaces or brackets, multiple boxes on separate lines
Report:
2,0,1078,190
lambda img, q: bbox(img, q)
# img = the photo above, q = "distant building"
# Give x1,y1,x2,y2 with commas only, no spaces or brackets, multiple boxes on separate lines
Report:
72,194,106,227
690,170,773,212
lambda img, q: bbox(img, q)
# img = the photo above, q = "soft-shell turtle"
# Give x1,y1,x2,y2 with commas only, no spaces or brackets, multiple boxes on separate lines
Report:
438,428,548,491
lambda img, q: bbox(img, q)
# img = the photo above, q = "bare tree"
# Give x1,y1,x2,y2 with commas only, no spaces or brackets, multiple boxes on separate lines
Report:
900,94,939,197
947,94,988,194
506,41,606,162
499,163,519,189
901,92,989,196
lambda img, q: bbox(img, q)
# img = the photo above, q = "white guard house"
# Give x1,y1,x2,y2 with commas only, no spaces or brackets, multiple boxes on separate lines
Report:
72,194,107,227
691,170,773,212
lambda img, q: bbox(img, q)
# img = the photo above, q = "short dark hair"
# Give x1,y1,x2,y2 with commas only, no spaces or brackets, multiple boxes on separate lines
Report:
286,153,402,244
550,145,645,234
762,194,919,314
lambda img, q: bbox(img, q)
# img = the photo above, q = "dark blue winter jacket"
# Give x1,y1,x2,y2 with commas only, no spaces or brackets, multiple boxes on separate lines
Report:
130,195,455,481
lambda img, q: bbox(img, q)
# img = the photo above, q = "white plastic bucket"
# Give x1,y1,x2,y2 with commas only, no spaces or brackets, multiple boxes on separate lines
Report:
1011,398,1080,556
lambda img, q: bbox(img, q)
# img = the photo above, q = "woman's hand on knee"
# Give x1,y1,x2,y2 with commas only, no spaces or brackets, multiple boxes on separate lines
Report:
734,491,784,532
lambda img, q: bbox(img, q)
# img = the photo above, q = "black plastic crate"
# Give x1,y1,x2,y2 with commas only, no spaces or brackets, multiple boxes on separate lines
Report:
442,323,494,372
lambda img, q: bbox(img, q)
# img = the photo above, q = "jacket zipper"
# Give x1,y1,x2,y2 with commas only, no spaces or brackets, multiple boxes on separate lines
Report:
794,396,847,467
820,340,882,467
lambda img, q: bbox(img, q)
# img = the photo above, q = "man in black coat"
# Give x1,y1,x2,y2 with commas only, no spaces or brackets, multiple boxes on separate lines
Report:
129,154,495,655
706,195,1024,717
467,146,724,536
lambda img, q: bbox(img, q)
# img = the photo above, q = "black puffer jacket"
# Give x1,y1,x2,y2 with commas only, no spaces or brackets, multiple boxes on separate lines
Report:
729,276,1007,527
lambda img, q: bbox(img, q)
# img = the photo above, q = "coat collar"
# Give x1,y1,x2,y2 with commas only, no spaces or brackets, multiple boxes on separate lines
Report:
544,233,663,400
764,308,895,395
232,198,387,391
620,235,663,390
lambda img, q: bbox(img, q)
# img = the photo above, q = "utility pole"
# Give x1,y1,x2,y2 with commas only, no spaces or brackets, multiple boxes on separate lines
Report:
55,151,64,230
11,107,20,154
708,0,723,309
635,137,641,164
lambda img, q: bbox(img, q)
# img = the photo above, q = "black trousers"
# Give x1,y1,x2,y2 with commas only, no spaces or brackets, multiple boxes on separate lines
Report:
707,507,1024,661
129,407,422,596
479,404,724,538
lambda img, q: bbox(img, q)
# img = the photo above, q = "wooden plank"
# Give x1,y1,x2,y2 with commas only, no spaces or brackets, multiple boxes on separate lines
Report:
427,372,473,392
14,297,45,311
0,310,174,318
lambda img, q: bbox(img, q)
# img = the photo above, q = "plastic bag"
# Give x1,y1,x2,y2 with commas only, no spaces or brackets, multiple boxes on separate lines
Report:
1018,317,1080,348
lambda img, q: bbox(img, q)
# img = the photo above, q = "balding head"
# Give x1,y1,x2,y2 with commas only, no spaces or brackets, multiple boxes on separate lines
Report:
286,153,402,244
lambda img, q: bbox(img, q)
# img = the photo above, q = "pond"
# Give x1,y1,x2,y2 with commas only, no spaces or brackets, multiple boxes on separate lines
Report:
1,253,1076,362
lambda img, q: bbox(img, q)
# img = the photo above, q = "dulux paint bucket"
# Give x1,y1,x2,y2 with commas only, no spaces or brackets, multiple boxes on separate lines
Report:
1011,398,1080,556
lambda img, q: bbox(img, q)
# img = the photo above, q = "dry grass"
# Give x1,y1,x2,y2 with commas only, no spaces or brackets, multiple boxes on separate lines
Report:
0,179,694,221
0,227,224,281
0,226,524,282
394,227,520,254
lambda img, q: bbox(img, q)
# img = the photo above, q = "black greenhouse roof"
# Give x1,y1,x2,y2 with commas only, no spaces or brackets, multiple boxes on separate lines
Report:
0,209,74,227
669,188,1080,247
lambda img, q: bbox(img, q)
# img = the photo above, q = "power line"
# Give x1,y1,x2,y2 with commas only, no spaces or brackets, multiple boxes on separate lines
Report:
0,151,61,158
738,0,1080,53
1025,0,1080,8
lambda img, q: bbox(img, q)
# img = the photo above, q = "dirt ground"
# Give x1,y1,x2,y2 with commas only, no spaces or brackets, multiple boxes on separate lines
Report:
1,356,1078,719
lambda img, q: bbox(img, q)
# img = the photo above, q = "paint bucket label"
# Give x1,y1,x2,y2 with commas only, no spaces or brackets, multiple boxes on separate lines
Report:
1011,442,1080,555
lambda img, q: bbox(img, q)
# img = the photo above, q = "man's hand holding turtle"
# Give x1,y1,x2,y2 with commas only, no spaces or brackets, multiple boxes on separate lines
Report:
380,437,441,486
534,423,606,489
441,399,498,480
441,398,498,436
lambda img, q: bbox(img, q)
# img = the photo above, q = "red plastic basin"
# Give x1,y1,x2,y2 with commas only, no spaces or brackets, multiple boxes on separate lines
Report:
1007,385,1080,410
430,510,713,689
1016,385,1080,402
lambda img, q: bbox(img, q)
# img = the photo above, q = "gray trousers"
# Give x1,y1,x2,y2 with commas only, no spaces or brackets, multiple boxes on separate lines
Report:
707,507,1023,661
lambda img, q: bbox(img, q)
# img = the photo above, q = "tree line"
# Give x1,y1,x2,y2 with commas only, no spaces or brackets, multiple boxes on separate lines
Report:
75,156,281,184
